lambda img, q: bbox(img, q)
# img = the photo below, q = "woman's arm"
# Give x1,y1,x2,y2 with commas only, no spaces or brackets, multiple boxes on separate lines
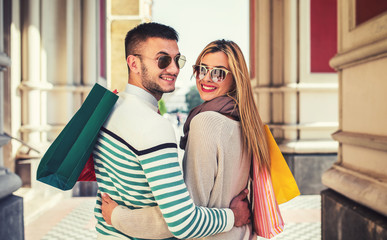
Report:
182,116,220,206
101,194,173,239
101,189,250,239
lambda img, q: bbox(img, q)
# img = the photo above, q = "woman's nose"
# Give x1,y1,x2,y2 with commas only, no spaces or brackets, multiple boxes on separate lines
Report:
202,70,212,82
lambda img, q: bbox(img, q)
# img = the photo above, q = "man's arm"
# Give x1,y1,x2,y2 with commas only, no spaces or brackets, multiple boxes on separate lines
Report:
101,190,250,239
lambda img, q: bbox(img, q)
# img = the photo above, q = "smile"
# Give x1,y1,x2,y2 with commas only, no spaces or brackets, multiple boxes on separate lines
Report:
161,76,175,82
201,84,217,92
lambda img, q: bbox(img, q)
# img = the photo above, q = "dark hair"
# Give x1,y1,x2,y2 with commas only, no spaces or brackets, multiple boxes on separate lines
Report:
124,22,179,60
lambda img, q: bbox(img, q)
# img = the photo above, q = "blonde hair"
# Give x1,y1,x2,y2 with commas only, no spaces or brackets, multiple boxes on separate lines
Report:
195,39,270,171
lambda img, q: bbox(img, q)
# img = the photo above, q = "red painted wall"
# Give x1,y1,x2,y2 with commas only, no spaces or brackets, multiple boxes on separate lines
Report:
100,0,106,78
356,0,387,26
249,0,255,79
310,0,337,73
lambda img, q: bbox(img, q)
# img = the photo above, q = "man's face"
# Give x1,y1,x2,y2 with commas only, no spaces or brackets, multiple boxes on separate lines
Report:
137,37,181,100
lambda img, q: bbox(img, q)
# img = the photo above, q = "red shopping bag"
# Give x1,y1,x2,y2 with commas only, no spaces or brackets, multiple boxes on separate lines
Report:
77,154,96,181
251,155,284,238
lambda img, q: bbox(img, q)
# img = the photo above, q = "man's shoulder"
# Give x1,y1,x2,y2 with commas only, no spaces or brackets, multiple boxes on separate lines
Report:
105,96,177,152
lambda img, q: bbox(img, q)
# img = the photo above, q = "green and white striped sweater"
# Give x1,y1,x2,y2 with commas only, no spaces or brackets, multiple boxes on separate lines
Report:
93,84,234,239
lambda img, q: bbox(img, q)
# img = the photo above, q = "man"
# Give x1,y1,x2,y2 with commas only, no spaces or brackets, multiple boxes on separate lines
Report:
93,22,250,239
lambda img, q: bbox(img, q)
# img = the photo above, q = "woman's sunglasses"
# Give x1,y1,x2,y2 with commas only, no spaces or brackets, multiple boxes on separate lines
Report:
133,54,186,69
193,65,232,82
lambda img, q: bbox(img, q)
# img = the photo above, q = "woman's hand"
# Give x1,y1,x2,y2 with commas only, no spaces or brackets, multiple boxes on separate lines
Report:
101,193,119,225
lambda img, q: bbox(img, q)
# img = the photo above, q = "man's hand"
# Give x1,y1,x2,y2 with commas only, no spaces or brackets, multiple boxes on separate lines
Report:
230,189,251,227
101,193,119,225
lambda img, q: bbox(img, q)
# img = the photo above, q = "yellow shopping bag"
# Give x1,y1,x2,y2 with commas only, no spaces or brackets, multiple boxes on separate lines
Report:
264,125,300,204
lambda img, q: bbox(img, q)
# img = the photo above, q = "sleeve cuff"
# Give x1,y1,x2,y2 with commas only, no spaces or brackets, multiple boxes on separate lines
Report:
111,205,126,229
223,208,234,232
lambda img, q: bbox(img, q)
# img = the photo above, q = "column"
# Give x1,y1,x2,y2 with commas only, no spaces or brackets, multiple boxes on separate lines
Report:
0,0,24,239
321,0,387,238
250,0,339,194
107,0,152,91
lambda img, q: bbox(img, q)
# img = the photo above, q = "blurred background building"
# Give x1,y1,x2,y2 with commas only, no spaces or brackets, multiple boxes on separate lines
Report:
0,0,386,239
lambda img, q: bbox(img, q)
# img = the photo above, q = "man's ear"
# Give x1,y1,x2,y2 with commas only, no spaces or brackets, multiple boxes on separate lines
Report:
127,55,140,74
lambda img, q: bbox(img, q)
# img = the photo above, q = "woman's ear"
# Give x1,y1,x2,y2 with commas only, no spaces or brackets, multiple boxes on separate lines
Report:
127,55,140,74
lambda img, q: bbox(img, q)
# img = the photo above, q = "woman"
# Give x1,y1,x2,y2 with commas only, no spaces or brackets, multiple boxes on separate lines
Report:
101,39,270,240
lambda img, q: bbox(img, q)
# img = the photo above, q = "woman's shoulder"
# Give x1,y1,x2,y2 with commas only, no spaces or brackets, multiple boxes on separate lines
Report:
192,111,238,124
190,111,239,132
187,111,241,151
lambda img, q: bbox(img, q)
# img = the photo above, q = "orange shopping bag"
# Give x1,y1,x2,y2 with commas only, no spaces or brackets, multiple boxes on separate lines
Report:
265,125,300,204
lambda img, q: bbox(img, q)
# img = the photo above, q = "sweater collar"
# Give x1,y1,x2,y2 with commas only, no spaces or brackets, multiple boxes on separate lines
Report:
124,84,159,112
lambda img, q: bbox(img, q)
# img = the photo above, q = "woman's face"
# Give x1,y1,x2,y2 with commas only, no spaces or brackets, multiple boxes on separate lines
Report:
195,52,234,102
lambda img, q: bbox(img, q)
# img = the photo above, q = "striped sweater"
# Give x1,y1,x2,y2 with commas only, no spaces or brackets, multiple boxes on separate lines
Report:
93,84,234,239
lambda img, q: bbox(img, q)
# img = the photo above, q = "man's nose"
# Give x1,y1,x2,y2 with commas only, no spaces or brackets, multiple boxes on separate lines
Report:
166,60,179,74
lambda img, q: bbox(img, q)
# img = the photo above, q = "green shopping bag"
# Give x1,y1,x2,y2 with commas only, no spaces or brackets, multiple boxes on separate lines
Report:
37,83,118,190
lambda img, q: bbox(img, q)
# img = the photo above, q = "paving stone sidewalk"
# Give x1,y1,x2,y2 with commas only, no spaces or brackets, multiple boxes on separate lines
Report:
22,194,321,240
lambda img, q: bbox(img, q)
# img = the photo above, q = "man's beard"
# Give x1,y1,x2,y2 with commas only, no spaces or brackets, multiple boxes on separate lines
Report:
141,64,173,97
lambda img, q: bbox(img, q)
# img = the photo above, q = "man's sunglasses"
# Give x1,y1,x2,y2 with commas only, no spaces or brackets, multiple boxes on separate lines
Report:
193,65,232,82
133,54,186,69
